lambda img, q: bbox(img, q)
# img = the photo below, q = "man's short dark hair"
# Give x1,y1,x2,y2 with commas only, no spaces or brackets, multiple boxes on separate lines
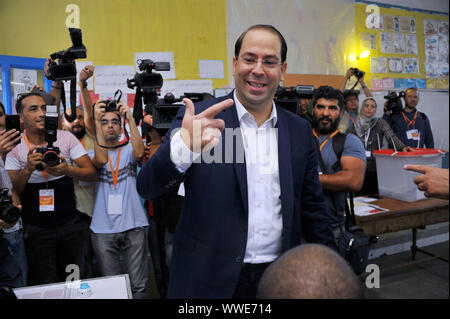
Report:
257,244,363,299
312,86,344,110
15,92,45,114
234,24,287,63
343,89,360,101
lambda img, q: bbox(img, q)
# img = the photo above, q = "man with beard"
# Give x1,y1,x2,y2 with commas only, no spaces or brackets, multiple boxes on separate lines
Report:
383,87,434,148
311,86,366,237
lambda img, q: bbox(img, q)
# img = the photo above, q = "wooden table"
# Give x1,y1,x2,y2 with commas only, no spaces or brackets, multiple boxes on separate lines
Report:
355,196,449,262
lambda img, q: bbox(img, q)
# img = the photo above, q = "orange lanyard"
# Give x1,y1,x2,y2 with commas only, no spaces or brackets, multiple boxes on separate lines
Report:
24,133,47,180
313,129,339,151
402,111,418,128
350,116,355,124
80,138,86,150
107,148,121,190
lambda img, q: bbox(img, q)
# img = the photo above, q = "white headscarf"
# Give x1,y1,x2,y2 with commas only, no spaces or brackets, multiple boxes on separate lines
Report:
354,97,378,138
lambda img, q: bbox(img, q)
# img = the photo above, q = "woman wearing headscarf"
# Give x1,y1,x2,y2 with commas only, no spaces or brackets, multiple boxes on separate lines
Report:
348,97,414,195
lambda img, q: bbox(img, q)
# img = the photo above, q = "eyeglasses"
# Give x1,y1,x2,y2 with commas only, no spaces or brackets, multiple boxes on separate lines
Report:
239,57,283,69
101,119,121,126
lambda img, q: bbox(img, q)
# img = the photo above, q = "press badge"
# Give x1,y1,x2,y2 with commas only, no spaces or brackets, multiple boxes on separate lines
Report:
406,129,420,141
39,189,55,212
365,150,372,158
108,194,123,215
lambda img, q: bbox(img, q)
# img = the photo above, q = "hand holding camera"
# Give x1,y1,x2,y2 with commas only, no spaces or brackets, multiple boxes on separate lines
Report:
42,154,69,177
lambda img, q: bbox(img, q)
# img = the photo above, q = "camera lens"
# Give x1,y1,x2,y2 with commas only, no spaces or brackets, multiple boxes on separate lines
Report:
0,205,21,225
43,151,61,167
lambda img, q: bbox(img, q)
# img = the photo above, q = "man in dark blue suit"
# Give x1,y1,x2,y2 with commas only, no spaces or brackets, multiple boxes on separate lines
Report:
137,24,335,299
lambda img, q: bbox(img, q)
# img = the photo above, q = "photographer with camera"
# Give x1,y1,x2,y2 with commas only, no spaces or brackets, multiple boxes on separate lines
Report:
382,87,434,149
89,99,149,299
338,68,373,133
5,93,98,285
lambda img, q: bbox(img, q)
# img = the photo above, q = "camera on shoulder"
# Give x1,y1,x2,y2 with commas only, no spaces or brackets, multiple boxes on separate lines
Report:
384,91,405,115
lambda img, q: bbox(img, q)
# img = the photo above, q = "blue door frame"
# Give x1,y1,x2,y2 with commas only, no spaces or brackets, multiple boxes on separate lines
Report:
0,54,52,114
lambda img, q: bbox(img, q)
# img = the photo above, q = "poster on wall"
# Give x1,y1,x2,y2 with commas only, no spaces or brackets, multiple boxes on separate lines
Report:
13,69,37,97
359,33,377,50
404,58,419,73
425,62,440,77
425,35,439,62
94,65,136,94
438,35,449,62
399,16,411,33
406,34,418,55
424,20,438,35
388,58,403,73
393,32,405,53
439,62,449,76
380,32,393,53
370,57,387,73
409,18,416,33
383,16,394,31
438,21,449,35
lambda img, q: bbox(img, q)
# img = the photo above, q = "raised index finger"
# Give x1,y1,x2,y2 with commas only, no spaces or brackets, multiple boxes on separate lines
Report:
404,164,429,174
197,99,234,119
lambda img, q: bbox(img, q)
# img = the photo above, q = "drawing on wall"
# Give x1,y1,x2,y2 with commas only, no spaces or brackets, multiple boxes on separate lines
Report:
393,32,405,53
383,16,394,31
406,34,418,55
13,69,37,96
399,16,410,32
438,21,449,35
438,35,449,63
393,16,400,32
409,18,416,33
439,62,449,76
380,32,393,53
425,35,439,62
425,62,440,77
424,19,438,35
388,58,403,73
359,33,377,50
404,58,419,74
370,57,387,73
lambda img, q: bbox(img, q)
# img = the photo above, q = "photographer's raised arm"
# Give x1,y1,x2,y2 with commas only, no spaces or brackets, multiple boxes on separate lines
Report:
45,59,62,112
7,146,42,195
339,68,354,93
92,101,108,169
118,103,145,160
79,65,95,135
358,71,373,98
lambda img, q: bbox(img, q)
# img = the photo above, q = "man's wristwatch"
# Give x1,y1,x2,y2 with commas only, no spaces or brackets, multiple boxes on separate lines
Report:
78,81,88,89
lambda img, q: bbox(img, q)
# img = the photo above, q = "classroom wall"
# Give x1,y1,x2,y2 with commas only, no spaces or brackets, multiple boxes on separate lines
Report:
0,0,229,89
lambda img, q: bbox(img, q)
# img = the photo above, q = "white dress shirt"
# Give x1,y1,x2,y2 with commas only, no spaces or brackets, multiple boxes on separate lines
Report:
170,92,282,264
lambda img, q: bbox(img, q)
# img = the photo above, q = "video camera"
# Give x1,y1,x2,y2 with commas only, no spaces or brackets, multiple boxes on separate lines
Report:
127,59,170,105
35,105,60,170
150,92,214,131
275,85,315,115
0,188,20,225
384,91,405,115
46,28,87,82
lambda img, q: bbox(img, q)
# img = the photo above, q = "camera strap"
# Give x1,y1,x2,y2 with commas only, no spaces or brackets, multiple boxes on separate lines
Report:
132,87,143,129
61,80,78,123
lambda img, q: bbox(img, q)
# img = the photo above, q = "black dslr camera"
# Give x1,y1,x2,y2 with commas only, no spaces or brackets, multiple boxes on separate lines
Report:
351,67,364,79
46,28,87,82
103,90,123,112
384,91,405,115
0,188,20,225
36,105,60,171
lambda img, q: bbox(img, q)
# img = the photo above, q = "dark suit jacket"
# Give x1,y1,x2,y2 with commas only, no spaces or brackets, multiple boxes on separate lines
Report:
137,91,335,298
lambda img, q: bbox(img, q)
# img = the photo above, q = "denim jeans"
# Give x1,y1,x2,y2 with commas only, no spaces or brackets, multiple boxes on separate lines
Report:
3,229,28,287
23,216,86,286
91,227,149,299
